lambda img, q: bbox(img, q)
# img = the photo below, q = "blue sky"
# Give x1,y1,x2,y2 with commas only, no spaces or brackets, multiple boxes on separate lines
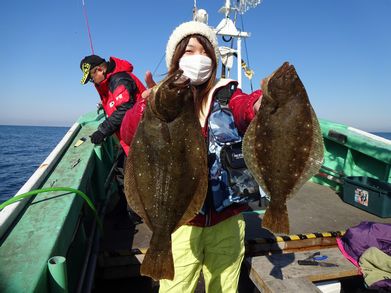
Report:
0,0,390,131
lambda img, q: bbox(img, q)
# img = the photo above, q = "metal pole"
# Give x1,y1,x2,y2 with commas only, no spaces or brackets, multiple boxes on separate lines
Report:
237,36,242,89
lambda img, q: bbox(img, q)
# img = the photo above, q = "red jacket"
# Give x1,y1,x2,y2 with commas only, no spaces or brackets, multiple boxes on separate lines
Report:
95,57,146,155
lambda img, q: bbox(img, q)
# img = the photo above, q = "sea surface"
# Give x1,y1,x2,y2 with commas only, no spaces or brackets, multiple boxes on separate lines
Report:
0,125,69,203
0,125,390,204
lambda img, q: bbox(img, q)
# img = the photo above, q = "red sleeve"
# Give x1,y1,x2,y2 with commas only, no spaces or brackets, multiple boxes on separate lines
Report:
120,97,147,149
228,88,262,134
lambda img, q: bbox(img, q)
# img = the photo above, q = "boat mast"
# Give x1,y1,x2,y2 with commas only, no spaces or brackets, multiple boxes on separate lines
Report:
215,0,249,88
193,1,261,88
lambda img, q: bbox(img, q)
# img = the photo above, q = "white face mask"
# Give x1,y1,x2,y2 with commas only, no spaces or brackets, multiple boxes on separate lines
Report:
179,55,212,85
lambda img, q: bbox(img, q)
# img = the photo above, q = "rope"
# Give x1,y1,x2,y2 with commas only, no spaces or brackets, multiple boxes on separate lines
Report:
240,14,254,91
152,53,166,76
0,187,103,231
81,0,95,55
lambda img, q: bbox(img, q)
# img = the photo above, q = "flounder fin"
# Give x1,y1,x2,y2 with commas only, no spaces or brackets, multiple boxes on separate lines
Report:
242,116,269,194
124,154,153,230
288,107,324,199
175,129,208,231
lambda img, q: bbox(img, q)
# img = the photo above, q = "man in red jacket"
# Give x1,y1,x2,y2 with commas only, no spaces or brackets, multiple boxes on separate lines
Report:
80,55,146,156
81,55,146,224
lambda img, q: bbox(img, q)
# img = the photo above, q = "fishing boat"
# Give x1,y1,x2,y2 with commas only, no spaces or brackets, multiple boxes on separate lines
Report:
1,1,390,292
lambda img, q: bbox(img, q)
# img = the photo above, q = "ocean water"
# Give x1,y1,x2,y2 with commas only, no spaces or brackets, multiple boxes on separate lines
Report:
373,132,391,140
0,125,69,203
0,125,390,204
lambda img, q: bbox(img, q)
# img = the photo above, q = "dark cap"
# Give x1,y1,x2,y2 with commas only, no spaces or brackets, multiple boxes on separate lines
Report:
80,55,106,85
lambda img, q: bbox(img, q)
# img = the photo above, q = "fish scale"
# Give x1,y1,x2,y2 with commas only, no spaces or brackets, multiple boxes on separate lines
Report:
243,62,324,234
124,70,208,281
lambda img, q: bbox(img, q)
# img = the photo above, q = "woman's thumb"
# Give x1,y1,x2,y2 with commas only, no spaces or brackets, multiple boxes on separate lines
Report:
145,71,156,89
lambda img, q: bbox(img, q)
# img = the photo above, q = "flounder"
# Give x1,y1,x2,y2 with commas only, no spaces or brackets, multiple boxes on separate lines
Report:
124,70,208,280
243,62,324,234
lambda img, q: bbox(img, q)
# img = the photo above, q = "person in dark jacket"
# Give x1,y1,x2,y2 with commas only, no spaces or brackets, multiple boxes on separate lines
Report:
80,55,146,156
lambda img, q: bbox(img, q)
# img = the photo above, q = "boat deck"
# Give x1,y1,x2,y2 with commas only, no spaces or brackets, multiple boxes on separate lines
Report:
130,181,391,248
92,182,391,292
247,181,390,238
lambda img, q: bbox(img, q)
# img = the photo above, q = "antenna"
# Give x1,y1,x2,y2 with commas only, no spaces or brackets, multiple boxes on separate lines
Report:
193,0,197,19
218,0,232,18
237,0,262,14
218,0,262,17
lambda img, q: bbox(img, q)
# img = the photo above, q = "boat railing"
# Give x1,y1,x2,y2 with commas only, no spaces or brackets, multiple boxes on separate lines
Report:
0,122,81,240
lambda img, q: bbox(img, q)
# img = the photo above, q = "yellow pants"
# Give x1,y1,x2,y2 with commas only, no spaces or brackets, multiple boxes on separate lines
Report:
159,214,245,293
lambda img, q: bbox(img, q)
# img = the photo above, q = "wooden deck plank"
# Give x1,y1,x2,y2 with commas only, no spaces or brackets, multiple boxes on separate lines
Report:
246,247,358,292
260,278,323,293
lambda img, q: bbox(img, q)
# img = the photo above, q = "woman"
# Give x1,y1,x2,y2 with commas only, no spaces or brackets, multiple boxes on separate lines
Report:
146,21,263,293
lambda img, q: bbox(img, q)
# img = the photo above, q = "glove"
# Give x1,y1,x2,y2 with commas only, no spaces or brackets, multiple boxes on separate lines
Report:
90,130,105,144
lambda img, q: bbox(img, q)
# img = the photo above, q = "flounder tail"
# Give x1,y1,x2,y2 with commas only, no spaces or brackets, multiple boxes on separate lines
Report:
262,201,290,234
140,231,174,280
140,248,174,281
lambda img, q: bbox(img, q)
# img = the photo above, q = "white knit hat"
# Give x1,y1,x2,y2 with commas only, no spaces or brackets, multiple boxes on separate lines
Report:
165,21,219,69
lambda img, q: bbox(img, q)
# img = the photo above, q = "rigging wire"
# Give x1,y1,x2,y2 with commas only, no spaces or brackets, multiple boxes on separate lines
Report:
81,0,95,55
152,53,166,76
240,13,254,91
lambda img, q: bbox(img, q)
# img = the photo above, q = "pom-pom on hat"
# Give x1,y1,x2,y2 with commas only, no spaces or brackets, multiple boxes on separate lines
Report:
165,21,219,69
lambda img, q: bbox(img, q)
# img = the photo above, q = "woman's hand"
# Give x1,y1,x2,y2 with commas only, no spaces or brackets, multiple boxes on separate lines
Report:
253,79,265,113
141,70,157,99
253,96,262,113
